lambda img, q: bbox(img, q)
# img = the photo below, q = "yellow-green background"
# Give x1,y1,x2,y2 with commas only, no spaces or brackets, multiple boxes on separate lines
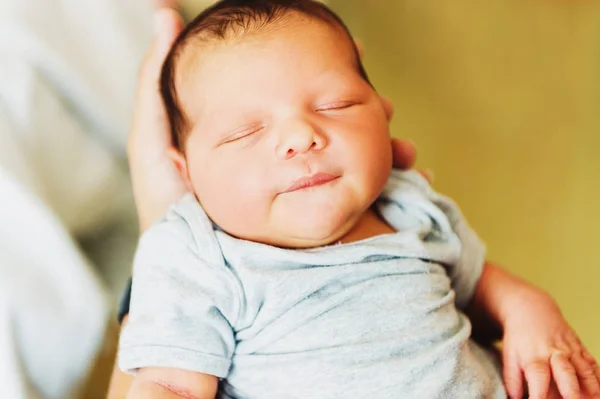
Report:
328,0,600,356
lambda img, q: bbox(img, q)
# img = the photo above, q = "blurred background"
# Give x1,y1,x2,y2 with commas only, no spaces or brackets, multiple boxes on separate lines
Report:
0,0,597,398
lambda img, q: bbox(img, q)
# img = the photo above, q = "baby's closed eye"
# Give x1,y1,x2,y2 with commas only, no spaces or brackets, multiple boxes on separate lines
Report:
315,100,359,112
219,124,265,145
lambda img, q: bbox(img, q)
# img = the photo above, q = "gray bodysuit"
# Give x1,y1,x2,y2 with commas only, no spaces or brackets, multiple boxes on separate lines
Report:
119,170,506,398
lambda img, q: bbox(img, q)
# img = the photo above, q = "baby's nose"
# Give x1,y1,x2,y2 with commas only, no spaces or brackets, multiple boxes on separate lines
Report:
276,122,327,160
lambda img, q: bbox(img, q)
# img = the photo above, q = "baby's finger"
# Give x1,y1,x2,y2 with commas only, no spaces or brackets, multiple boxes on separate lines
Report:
548,382,563,399
524,360,551,399
571,350,600,399
550,351,582,399
502,350,524,399
581,350,600,386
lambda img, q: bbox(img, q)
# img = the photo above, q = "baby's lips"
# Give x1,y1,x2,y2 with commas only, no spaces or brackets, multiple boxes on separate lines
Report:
284,173,340,193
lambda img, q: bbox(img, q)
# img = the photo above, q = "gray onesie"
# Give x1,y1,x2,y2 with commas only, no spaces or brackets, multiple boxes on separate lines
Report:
119,170,506,398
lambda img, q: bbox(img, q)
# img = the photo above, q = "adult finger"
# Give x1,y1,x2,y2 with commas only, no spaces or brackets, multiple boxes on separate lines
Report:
571,350,600,398
141,8,184,82
390,139,433,184
391,138,416,170
129,8,184,157
550,351,582,399
524,359,551,399
152,0,179,8
503,350,524,399
133,7,183,125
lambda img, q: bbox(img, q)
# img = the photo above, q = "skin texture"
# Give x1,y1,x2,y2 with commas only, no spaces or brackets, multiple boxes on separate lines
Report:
111,7,600,399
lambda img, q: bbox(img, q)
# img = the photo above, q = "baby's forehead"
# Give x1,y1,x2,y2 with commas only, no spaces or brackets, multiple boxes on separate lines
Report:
175,29,360,118
175,12,358,81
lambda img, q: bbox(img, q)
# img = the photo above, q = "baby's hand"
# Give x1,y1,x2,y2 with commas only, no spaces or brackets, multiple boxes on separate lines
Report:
502,291,600,399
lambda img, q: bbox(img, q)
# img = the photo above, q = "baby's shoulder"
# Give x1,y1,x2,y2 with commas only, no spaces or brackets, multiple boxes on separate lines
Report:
377,169,458,236
140,193,223,264
378,170,437,210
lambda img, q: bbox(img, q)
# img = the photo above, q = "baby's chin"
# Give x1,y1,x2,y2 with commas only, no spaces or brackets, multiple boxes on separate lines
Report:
260,212,361,249
207,200,359,248
259,193,377,248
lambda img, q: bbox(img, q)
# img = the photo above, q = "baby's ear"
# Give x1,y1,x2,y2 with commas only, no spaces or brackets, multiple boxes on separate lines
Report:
379,95,394,122
353,39,364,60
168,147,194,192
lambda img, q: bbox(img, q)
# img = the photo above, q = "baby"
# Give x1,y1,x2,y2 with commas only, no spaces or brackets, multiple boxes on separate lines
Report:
119,1,598,398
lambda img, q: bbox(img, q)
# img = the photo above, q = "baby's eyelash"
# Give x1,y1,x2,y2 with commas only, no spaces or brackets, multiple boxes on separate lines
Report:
316,101,357,112
221,126,264,144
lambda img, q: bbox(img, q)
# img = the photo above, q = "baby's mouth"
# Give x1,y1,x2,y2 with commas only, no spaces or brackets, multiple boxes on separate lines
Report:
283,173,340,193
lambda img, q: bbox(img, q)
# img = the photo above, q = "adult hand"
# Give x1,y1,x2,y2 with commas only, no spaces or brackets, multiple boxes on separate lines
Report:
128,8,186,232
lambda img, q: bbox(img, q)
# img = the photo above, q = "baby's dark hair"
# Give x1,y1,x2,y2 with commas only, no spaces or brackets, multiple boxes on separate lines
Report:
160,0,371,151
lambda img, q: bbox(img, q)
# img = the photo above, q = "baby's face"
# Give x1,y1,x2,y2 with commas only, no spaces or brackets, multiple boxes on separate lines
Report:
174,16,392,248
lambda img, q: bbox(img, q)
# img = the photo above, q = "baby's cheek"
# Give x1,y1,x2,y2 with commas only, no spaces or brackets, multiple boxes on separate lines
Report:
202,168,274,237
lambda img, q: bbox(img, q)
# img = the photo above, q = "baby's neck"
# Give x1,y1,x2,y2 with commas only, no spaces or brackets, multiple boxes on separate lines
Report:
338,207,395,244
